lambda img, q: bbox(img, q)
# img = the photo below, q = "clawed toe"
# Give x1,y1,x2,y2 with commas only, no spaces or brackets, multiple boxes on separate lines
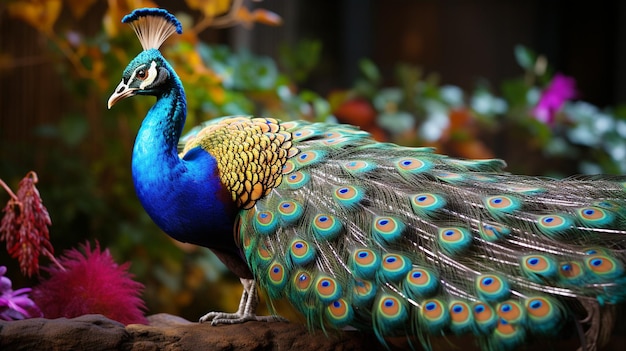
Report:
199,278,287,326
200,311,287,325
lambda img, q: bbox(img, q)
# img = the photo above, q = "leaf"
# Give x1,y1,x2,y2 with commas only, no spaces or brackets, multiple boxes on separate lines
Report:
251,9,282,26
279,39,322,82
65,0,98,19
186,0,232,18
514,45,536,70
501,78,530,108
103,0,159,37
359,59,381,84
8,0,62,34
58,114,89,147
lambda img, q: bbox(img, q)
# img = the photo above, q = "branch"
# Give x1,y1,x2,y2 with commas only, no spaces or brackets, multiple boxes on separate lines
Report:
0,178,19,202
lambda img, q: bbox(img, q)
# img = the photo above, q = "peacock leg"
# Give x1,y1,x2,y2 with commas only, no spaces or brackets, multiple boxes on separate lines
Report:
199,278,287,325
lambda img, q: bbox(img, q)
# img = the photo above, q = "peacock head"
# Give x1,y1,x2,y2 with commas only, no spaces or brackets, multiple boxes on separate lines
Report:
107,8,182,109
108,50,172,108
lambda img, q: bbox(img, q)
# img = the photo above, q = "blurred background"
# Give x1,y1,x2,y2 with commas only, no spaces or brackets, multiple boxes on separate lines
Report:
1,0,626,322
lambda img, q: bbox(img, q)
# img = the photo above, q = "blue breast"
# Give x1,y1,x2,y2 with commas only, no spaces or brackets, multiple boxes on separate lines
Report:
132,123,237,251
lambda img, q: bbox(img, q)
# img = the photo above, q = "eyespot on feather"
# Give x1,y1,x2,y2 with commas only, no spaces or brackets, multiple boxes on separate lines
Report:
276,200,304,224
403,267,439,299
584,254,624,279
350,249,381,279
472,301,497,334
314,275,342,303
311,214,342,241
289,239,316,266
332,185,364,208
372,216,405,245
283,171,310,189
395,157,432,173
536,214,573,237
438,227,472,255
475,274,510,302
496,300,525,324
411,193,446,216
524,296,563,334
325,298,354,327
379,253,412,282
352,279,377,307
576,206,615,227
449,300,474,334
419,298,450,333
520,254,558,281
343,160,376,174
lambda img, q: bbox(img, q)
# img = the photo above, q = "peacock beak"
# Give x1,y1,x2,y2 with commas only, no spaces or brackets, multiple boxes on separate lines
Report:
108,79,138,109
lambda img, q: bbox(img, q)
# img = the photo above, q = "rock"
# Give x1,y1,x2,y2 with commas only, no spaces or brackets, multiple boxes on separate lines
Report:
0,314,127,350
1,314,625,350
0,314,379,351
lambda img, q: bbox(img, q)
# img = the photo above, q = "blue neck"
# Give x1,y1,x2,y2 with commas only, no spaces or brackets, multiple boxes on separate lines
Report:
131,73,237,251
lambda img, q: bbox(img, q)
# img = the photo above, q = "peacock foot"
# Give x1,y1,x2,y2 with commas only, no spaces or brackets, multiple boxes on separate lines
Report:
199,277,288,325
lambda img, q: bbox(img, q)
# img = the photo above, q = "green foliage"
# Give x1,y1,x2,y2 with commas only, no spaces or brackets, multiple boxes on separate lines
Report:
514,44,536,71
338,46,626,176
279,39,322,83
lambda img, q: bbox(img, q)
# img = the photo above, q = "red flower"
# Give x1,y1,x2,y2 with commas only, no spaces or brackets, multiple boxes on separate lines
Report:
0,171,53,277
532,73,577,125
334,98,377,128
32,242,147,325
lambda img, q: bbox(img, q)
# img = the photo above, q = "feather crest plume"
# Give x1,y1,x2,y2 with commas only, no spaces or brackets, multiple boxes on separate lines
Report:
122,8,182,51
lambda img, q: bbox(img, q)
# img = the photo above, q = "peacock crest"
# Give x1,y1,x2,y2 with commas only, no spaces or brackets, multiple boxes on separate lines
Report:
122,8,182,51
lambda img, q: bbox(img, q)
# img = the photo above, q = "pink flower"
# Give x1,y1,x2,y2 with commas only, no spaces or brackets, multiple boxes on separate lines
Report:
0,266,42,320
32,242,147,325
532,73,577,125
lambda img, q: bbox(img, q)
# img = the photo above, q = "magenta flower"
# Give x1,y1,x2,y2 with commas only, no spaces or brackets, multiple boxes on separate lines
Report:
532,73,577,125
32,242,147,325
0,266,42,320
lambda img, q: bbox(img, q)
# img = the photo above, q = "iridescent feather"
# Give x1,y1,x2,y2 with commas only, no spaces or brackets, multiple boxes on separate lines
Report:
232,117,626,350
110,8,626,351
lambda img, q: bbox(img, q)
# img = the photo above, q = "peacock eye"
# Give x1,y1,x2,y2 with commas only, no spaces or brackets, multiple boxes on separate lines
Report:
136,69,147,79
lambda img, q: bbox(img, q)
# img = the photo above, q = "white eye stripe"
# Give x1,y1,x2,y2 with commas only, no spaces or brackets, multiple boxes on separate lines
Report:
139,61,158,89
127,64,146,86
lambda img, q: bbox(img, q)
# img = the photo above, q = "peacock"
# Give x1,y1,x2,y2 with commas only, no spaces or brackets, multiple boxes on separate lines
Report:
107,8,626,350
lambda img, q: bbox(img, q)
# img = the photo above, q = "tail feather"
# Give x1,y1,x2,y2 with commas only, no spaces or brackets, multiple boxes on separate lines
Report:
227,118,626,349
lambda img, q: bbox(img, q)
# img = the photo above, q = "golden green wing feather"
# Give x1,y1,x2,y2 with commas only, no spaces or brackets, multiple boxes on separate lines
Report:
180,116,299,209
